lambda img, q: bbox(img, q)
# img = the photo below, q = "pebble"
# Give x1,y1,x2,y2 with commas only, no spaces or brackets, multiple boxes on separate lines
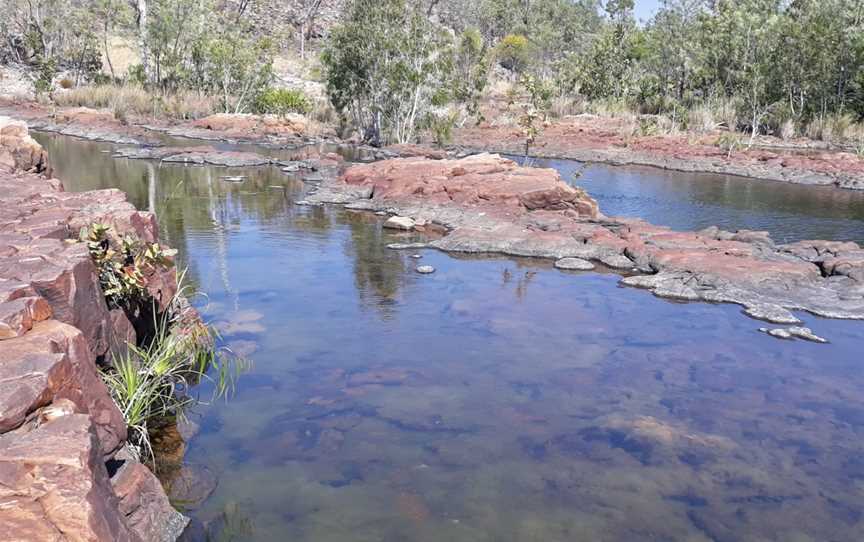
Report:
416,265,435,274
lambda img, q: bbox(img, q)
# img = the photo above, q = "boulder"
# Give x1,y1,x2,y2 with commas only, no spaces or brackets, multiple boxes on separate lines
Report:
0,320,127,456
0,116,49,173
112,460,190,542
383,216,416,230
0,413,139,542
342,153,600,218
191,113,306,137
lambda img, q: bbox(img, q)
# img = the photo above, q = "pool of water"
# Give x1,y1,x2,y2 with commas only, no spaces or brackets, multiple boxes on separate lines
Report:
36,132,864,541
515,156,864,245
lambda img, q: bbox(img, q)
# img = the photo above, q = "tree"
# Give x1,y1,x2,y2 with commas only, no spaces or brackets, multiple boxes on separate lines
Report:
322,0,456,145
130,0,153,83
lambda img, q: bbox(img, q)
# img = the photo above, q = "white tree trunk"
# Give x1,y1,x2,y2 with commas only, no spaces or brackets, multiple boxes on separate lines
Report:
134,0,153,84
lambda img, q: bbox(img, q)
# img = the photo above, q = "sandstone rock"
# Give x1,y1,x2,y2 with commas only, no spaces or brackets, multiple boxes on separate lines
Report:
308,151,864,331
0,116,49,173
191,113,306,137
383,216,416,230
0,320,127,455
554,257,595,271
0,413,138,542
114,146,271,167
0,295,52,339
761,326,828,343
112,460,190,542
342,153,600,218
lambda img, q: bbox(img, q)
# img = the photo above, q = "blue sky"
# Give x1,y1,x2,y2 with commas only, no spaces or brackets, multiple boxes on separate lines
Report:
634,0,661,22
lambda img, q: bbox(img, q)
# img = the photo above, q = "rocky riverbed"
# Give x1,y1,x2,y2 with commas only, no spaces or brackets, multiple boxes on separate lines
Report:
4,102,864,191
306,153,864,337
454,114,864,190
0,117,187,540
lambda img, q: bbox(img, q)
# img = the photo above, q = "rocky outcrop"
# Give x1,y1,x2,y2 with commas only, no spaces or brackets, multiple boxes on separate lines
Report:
0,119,187,540
191,113,306,137
0,115,49,173
308,153,864,334
340,153,600,217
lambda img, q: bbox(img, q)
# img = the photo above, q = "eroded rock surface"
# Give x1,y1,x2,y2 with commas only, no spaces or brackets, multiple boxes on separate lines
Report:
0,116,49,173
308,153,864,330
0,121,187,540
113,146,272,167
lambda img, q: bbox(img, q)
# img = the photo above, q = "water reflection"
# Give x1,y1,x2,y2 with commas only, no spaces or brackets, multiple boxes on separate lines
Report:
35,132,864,541
517,156,864,244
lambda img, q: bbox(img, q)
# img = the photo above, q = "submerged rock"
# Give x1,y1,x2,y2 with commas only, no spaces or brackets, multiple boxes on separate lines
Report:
760,326,828,343
554,257,596,271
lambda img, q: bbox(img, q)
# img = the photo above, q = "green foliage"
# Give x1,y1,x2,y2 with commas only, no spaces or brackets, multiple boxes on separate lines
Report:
452,28,492,119
83,223,177,312
322,0,457,145
34,56,56,93
101,276,248,463
253,88,312,116
496,34,532,72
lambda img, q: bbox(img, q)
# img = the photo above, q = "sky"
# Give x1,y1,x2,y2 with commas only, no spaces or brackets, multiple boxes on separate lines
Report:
634,0,661,22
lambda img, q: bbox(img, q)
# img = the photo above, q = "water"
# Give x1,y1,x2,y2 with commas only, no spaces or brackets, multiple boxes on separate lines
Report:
35,132,864,541
518,156,864,245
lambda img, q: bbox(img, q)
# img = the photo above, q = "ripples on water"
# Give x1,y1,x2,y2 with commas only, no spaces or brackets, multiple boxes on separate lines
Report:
37,133,864,541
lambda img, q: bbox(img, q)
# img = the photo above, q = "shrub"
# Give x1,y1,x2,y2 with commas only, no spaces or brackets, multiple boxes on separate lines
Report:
34,57,57,93
253,88,311,115
83,223,177,312
496,34,532,73
59,78,75,89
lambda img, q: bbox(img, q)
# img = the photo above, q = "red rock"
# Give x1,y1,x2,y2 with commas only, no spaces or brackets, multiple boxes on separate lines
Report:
0,295,52,339
192,113,306,136
0,116,49,173
343,153,600,217
0,320,127,455
0,413,139,542
112,460,190,541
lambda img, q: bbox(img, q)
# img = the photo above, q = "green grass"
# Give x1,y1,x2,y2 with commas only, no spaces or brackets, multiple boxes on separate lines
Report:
102,272,248,463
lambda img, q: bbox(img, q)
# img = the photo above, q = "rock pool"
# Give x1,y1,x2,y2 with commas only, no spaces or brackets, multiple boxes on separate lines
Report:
37,132,864,541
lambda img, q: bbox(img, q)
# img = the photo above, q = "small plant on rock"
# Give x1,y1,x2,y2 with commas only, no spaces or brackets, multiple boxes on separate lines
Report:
83,223,177,312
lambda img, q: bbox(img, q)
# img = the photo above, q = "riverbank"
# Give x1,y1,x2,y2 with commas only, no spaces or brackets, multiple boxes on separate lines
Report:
452,114,864,190
3,100,864,191
0,117,187,540
305,153,864,338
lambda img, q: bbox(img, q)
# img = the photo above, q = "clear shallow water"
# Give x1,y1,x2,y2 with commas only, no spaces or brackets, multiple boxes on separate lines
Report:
36,133,864,541
515,156,864,245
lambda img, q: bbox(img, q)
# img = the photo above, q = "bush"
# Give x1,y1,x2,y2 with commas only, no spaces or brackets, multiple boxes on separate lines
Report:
253,88,311,115
59,78,75,89
496,34,532,72
34,57,57,93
